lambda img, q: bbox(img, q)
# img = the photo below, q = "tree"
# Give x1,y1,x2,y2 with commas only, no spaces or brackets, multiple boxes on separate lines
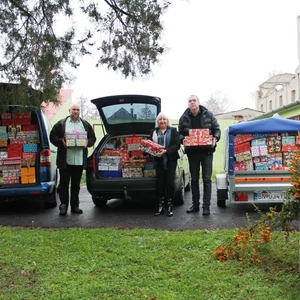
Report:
203,90,231,114
0,0,171,106
75,96,99,120
138,104,155,119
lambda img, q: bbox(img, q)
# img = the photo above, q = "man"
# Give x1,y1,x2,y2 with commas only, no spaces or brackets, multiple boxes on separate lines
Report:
50,104,96,215
178,95,221,216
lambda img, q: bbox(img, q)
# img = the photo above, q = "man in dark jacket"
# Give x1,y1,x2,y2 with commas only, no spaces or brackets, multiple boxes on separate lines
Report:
178,95,221,216
50,104,96,215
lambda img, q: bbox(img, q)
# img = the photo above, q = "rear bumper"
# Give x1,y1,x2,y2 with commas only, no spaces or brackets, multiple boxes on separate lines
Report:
0,181,55,199
86,173,157,197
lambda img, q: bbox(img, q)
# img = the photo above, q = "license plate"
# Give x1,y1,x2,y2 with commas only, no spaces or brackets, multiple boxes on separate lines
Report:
254,191,284,201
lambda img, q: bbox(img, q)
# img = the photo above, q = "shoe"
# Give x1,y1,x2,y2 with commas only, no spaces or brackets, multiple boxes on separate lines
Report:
166,199,173,217
155,197,165,216
186,205,199,213
203,207,210,216
59,204,67,216
71,207,83,214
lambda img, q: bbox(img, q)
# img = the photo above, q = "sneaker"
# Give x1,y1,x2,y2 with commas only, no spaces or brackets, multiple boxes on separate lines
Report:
59,204,67,216
202,207,210,216
71,207,83,214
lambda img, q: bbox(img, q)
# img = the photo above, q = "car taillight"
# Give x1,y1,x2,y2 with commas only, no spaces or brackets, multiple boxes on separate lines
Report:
87,155,96,172
40,149,51,166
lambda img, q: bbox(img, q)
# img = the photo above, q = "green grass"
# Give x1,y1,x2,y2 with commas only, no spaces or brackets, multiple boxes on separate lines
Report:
0,227,299,300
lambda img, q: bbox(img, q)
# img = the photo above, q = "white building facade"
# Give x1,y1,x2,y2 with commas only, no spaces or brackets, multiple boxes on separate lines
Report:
255,16,300,113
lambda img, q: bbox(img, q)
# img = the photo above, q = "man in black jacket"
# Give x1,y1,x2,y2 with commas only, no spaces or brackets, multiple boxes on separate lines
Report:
50,104,96,215
178,95,221,216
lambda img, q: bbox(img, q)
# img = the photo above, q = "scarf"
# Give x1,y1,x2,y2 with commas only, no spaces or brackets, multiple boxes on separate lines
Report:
152,127,171,169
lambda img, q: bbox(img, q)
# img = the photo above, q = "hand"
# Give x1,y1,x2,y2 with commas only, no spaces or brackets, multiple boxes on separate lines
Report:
156,149,166,157
85,139,88,148
212,137,216,148
62,138,66,148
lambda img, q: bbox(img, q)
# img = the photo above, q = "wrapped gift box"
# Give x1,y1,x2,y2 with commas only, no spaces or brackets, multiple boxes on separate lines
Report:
23,143,38,153
21,167,36,184
65,131,87,147
141,139,165,156
234,134,253,145
144,169,156,177
122,168,143,178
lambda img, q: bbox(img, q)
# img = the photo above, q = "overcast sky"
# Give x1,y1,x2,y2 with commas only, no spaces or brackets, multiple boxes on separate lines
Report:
67,0,300,119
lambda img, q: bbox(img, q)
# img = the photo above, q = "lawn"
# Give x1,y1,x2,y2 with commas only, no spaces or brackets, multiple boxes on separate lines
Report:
0,227,299,299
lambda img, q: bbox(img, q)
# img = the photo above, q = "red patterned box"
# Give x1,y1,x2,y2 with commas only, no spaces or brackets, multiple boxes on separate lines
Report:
140,139,165,156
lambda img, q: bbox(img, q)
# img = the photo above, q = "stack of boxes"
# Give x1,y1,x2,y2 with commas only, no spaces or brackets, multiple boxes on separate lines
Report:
65,131,87,147
98,135,156,178
183,129,213,147
0,111,39,184
234,132,299,171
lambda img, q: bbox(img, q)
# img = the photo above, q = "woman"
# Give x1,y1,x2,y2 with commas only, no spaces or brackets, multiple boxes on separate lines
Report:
150,112,180,217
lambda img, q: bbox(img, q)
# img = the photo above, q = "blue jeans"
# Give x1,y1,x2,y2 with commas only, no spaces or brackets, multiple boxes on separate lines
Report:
187,151,213,207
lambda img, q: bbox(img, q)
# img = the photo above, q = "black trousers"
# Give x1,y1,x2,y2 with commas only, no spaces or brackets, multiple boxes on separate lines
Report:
155,159,177,200
187,151,213,207
59,164,83,208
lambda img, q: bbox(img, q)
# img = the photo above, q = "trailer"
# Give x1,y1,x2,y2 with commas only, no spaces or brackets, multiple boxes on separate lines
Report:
216,114,300,207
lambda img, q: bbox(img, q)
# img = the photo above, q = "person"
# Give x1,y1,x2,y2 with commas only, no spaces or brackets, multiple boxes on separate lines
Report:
50,104,96,215
148,112,181,217
178,95,221,216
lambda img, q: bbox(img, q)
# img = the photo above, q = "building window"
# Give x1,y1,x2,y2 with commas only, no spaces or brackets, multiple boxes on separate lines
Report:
269,100,272,111
279,95,283,107
260,104,263,111
291,90,296,101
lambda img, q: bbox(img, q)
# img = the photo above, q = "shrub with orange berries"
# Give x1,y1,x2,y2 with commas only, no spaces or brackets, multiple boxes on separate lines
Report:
215,150,300,263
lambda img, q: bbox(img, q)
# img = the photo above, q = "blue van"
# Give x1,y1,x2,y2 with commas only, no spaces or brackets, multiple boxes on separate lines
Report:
0,87,58,207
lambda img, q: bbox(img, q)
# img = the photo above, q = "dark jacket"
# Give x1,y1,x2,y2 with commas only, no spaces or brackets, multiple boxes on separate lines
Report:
178,105,221,152
150,126,180,161
50,116,96,169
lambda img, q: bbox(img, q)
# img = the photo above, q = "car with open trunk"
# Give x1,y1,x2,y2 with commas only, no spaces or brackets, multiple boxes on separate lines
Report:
86,94,190,208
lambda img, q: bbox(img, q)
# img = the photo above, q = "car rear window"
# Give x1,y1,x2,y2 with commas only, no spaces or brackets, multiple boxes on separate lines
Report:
103,103,157,125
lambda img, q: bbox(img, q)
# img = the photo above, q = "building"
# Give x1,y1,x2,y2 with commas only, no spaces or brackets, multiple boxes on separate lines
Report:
255,16,300,116
215,108,263,121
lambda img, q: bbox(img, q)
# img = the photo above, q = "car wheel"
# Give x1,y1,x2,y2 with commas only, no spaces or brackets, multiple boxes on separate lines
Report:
174,174,185,206
43,187,58,208
92,195,108,208
217,189,227,208
217,199,226,208
44,169,59,208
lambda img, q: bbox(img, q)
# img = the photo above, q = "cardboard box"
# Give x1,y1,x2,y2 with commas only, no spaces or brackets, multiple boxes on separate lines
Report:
21,167,36,184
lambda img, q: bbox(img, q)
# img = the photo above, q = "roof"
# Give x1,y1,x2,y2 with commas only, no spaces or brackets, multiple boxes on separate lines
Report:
259,73,295,89
215,107,263,120
228,113,300,134
41,89,73,120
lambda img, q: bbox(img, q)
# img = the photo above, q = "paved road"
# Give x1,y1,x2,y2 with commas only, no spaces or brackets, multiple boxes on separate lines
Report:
0,184,276,230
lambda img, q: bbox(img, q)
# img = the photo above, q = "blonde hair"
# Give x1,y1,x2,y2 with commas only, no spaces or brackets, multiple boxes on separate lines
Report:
155,112,172,127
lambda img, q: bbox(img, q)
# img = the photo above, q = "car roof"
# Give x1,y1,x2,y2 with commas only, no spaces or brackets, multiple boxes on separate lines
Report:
90,94,161,134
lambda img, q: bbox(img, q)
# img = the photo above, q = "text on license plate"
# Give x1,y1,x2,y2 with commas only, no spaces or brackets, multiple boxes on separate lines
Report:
254,192,284,201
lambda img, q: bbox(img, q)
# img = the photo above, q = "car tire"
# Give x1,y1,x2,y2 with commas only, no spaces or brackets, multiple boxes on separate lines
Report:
217,189,227,208
92,195,108,208
217,199,226,208
44,184,58,209
174,174,185,206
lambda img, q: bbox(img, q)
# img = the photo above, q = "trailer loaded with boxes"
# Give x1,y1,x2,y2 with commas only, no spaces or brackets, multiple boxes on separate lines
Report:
216,114,300,207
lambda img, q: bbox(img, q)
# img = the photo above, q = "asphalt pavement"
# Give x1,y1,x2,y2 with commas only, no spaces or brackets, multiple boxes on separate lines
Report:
0,184,278,230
